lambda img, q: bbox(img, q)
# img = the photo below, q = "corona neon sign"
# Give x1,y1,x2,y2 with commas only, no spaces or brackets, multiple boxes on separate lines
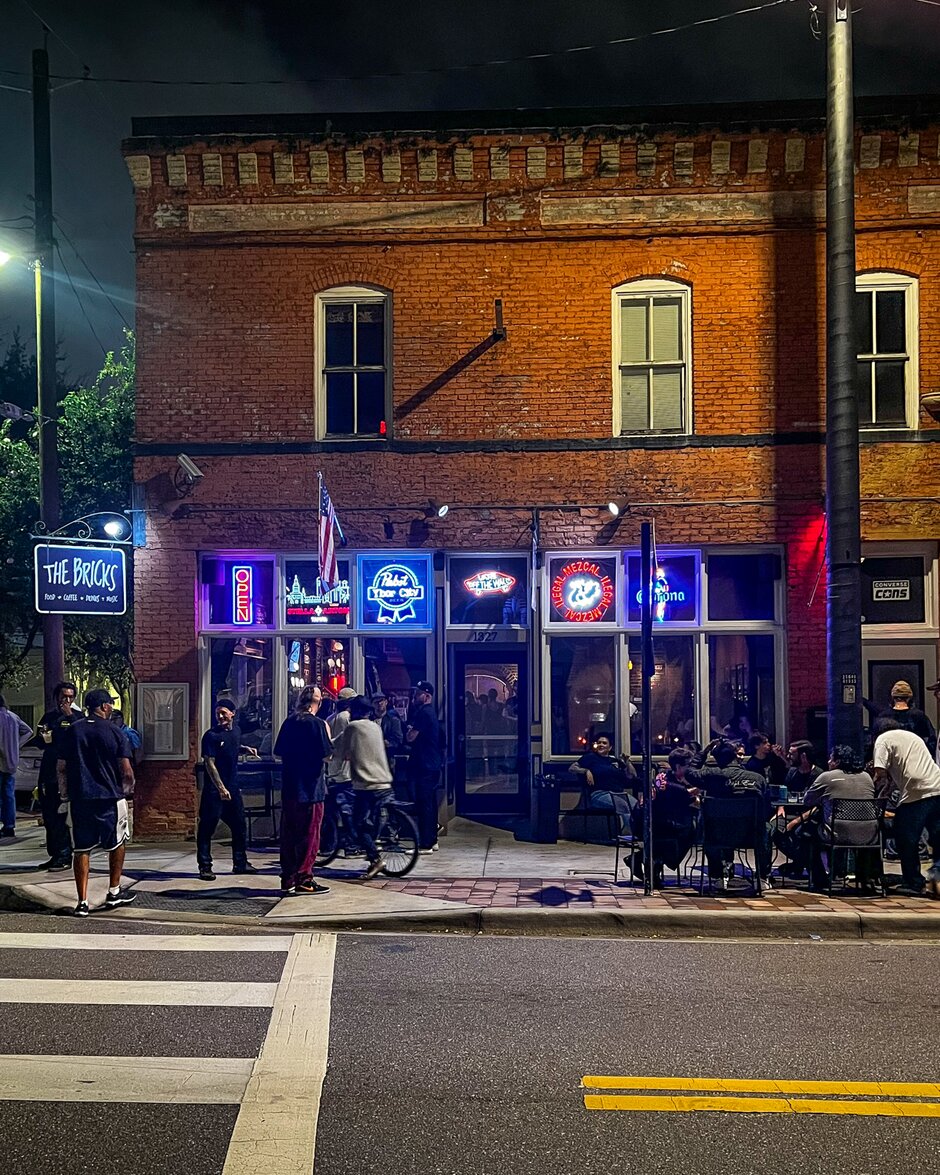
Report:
551,560,615,623
233,565,253,625
462,570,517,597
634,567,687,623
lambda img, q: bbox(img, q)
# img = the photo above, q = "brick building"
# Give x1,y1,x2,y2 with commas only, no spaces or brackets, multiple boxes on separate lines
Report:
122,97,940,838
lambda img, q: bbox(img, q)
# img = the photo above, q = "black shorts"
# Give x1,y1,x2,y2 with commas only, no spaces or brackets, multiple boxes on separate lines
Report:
70,798,129,854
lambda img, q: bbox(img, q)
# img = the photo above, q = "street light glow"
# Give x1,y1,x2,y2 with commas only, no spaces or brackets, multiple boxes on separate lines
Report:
0,250,11,267
103,518,126,539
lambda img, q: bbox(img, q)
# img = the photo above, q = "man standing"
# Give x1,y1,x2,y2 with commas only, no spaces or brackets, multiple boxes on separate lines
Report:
32,682,80,868
873,719,940,897
0,695,32,839
406,680,443,853
872,681,937,757
197,699,258,881
56,689,137,917
273,686,332,896
339,695,394,879
372,693,404,760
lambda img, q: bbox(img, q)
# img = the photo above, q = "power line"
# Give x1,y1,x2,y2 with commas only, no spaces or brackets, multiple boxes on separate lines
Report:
54,241,109,359
53,217,131,331
1,0,801,87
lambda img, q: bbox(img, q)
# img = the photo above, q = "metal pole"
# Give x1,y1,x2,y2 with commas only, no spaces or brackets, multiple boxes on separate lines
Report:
33,44,65,700
640,521,654,896
824,0,863,751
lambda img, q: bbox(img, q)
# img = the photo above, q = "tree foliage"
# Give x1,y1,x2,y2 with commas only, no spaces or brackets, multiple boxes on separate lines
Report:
0,331,135,694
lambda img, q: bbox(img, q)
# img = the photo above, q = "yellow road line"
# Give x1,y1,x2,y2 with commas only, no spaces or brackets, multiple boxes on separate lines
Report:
583,1094,940,1117
582,1076,940,1099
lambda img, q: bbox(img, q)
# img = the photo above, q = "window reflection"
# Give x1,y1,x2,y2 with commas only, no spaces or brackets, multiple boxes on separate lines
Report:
550,637,617,756
209,637,273,756
708,633,777,741
627,636,695,753
285,637,350,716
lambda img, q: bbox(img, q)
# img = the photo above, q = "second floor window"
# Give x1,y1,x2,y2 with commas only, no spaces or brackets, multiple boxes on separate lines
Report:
318,287,390,438
613,278,691,435
855,273,918,429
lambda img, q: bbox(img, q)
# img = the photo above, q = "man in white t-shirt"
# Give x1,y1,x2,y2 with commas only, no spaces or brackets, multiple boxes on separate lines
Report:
873,720,940,897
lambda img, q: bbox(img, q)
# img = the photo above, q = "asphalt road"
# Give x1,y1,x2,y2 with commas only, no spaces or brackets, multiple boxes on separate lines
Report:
0,912,936,1175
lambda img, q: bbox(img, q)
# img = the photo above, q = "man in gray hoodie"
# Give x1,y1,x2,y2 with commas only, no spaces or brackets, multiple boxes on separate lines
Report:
338,695,394,879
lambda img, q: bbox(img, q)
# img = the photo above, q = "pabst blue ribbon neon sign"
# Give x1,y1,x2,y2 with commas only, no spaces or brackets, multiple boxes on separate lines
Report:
366,563,426,624
551,560,614,623
233,565,253,625
463,570,517,598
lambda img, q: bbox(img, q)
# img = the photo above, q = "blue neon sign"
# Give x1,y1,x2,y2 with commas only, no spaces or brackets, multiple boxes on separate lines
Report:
359,554,433,628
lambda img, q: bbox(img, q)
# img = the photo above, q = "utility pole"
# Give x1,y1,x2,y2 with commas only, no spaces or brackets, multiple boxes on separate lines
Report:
825,0,863,750
33,43,65,698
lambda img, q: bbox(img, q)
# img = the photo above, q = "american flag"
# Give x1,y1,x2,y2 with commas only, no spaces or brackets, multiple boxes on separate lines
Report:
318,477,339,590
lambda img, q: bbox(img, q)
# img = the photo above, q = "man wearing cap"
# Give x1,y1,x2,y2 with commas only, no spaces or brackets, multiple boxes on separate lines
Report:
56,688,137,917
197,699,259,882
372,693,404,760
406,681,444,852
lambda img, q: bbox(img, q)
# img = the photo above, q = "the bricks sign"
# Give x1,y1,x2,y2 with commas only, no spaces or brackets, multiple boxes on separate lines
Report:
34,543,127,616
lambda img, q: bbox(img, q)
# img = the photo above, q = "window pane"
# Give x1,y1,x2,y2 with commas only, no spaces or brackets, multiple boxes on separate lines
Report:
285,637,350,716
708,633,777,742
707,554,778,621
854,290,872,354
325,303,354,366
205,559,274,627
620,300,648,363
856,360,873,425
650,368,683,430
875,289,905,354
619,369,649,432
874,361,906,425
627,635,695,754
356,302,385,366
549,636,616,756
364,636,427,710
861,555,926,625
210,637,273,756
356,371,386,435
651,297,682,361
326,372,354,434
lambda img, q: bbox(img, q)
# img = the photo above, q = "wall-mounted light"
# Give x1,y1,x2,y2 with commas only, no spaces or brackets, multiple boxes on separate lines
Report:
424,500,449,519
607,500,626,518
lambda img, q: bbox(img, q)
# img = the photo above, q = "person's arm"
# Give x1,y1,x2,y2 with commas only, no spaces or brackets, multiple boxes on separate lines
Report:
203,755,230,801
118,756,135,797
386,714,404,753
872,766,891,801
15,715,32,747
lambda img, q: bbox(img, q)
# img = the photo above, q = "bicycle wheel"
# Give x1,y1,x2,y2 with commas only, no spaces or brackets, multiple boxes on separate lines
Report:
316,812,340,866
375,806,419,877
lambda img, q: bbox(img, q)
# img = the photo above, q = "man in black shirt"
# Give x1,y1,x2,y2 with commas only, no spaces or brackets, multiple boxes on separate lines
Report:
273,686,332,896
56,688,137,917
744,732,787,789
32,681,80,870
406,681,443,852
197,699,259,881
785,740,821,796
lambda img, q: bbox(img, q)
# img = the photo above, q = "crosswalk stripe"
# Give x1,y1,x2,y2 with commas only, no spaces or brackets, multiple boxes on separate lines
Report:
0,978,277,1006
0,933,292,952
223,932,337,1175
582,1076,940,1098
584,1093,940,1117
0,1055,254,1104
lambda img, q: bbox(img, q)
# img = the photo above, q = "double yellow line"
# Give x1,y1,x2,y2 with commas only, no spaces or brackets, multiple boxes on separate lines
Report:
582,1076,940,1117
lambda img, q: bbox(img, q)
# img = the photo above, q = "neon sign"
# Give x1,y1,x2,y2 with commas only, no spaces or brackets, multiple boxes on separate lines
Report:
462,570,517,597
233,565,253,625
626,552,697,624
635,567,687,623
285,565,351,625
550,559,615,623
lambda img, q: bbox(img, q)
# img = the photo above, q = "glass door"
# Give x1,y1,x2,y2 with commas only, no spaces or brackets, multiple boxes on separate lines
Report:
453,646,528,815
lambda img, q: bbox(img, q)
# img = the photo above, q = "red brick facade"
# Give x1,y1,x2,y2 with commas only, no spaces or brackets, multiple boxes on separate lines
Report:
124,101,940,837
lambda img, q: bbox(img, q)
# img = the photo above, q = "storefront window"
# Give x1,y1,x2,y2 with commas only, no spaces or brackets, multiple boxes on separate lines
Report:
364,636,427,714
209,636,273,756
286,637,350,714
448,555,529,626
708,633,777,741
284,558,351,626
625,552,697,624
549,636,617,755
203,557,275,628
860,555,926,625
358,554,433,629
706,553,779,621
627,635,695,753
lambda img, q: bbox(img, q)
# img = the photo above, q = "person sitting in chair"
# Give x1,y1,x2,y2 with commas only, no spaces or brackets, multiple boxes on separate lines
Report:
569,732,637,832
628,747,700,887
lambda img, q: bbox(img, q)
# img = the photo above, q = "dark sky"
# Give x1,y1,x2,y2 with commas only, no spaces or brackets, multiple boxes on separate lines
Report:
1,0,937,381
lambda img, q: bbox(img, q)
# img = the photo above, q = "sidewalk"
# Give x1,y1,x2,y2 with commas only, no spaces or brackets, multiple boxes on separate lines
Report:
1,815,938,940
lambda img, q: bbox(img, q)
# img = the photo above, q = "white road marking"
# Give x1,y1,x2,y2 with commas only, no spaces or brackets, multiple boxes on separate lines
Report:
0,932,291,952
0,1055,254,1103
0,978,277,1006
223,932,337,1175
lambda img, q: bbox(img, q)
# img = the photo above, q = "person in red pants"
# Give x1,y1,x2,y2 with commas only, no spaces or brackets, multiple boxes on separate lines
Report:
273,686,332,896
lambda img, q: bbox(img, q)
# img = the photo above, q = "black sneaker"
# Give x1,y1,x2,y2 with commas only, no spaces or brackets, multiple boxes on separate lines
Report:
198,869,217,881
296,880,331,896
0,827,15,838
49,859,72,872
104,888,136,909
232,863,259,875
73,900,89,918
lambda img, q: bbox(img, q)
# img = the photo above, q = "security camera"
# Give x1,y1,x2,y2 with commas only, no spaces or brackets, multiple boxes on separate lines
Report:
177,453,204,482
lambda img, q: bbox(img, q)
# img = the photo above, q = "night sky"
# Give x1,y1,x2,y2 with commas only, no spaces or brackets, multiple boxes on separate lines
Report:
1,0,937,381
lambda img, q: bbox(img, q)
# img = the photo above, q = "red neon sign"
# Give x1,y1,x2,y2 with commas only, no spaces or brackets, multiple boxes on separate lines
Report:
550,560,614,623
233,565,253,625
462,570,517,597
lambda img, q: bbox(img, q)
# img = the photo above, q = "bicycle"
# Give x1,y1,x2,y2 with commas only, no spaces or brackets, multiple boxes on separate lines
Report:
316,787,420,877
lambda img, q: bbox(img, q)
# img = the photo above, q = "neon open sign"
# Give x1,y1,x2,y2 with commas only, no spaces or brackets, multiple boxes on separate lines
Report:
233,565,253,625
551,560,615,623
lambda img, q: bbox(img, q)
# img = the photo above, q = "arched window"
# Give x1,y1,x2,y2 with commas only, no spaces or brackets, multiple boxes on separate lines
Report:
855,272,918,429
612,277,691,435
316,285,391,439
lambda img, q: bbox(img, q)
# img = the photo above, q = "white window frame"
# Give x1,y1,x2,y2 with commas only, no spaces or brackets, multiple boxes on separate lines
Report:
611,277,692,436
860,540,938,636
316,285,392,440
855,271,919,430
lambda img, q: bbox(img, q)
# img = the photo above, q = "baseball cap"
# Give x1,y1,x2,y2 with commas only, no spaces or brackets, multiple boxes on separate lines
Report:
415,680,435,696
215,699,237,714
348,695,373,719
891,680,914,699
337,686,358,700
371,692,387,701
85,688,118,711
